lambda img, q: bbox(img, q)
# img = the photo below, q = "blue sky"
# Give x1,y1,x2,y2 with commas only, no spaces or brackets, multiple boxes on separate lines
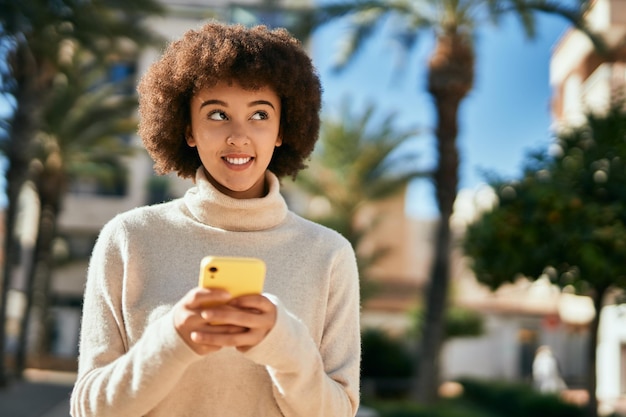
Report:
311,12,571,218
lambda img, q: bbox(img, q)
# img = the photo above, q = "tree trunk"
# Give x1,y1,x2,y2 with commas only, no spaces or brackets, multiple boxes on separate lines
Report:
414,214,453,402
13,180,41,375
0,104,36,385
414,91,464,403
0,163,24,385
585,286,606,417
414,32,473,404
0,38,53,383
29,162,64,365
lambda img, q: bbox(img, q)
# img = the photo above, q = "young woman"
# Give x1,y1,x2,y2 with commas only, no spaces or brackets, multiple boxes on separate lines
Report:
70,22,361,417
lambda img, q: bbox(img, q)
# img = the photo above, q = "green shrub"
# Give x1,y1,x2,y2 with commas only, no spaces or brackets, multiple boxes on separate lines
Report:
361,328,415,399
364,398,498,417
408,305,484,339
361,328,414,379
363,378,586,417
458,378,585,417
444,306,484,337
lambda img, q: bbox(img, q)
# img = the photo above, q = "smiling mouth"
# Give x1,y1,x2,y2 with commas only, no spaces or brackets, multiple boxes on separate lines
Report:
223,156,253,165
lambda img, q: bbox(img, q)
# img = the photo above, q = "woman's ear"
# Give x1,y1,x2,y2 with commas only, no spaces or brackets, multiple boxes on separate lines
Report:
275,128,282,147
185,126,196,147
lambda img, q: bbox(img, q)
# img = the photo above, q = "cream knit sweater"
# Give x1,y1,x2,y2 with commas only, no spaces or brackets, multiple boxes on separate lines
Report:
70,168,361,417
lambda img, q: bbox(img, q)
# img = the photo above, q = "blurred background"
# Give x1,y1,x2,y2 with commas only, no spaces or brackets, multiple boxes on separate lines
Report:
1,1,626,416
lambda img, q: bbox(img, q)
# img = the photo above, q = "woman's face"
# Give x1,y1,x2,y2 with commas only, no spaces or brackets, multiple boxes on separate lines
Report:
186,82,282,199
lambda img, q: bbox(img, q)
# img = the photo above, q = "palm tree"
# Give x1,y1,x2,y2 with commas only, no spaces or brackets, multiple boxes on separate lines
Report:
15,47,143,374
296,100,425,298
0,0,164,383
309,0,603,404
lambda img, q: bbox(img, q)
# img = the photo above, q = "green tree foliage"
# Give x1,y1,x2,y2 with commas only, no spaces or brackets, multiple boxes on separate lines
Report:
17,49,147,369
40,48,140,192
463,101,626,417
0,0,164,383
464,103,626,291
0,0,163,187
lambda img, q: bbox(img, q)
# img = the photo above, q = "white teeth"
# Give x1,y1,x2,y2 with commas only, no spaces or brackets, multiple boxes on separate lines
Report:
225,157,251,165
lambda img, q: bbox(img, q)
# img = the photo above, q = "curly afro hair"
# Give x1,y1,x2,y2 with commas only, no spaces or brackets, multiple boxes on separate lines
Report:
137,22,322,180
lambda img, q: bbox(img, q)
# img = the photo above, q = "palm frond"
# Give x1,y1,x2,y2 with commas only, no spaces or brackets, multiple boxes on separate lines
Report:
298,100,424,215
316,0,431,71
33,42,140,189
332,7,388,71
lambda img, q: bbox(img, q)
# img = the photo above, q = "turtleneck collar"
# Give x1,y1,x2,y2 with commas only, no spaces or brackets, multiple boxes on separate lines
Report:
183,167,288,231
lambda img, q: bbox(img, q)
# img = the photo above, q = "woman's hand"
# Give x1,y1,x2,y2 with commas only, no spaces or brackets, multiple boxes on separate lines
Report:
204,294,277,352
173,288,277,354
173,287,245,355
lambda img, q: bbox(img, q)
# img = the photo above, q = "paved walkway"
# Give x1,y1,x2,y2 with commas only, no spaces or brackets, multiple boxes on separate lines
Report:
8,371,623,417
0,370,74,417
0,370,381,417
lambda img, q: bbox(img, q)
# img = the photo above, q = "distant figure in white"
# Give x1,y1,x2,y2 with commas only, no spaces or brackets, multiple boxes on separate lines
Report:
532,345,567,393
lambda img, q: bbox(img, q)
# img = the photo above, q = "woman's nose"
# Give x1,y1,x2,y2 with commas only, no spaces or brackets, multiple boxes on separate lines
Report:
226,124,249,146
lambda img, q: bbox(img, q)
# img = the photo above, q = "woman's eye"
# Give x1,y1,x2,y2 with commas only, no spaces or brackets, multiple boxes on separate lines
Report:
251,111,268,120
208,110,228,121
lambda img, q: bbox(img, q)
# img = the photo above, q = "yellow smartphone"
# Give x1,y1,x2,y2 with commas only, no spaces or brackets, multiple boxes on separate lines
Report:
197,256,266,299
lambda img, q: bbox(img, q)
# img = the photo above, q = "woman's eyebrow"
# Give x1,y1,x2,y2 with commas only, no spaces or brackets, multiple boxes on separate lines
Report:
249,100,275,110
199,99,276,110
199,99,226,109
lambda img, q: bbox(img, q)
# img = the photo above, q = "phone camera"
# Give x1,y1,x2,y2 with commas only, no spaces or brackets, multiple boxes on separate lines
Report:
209,266,218,273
